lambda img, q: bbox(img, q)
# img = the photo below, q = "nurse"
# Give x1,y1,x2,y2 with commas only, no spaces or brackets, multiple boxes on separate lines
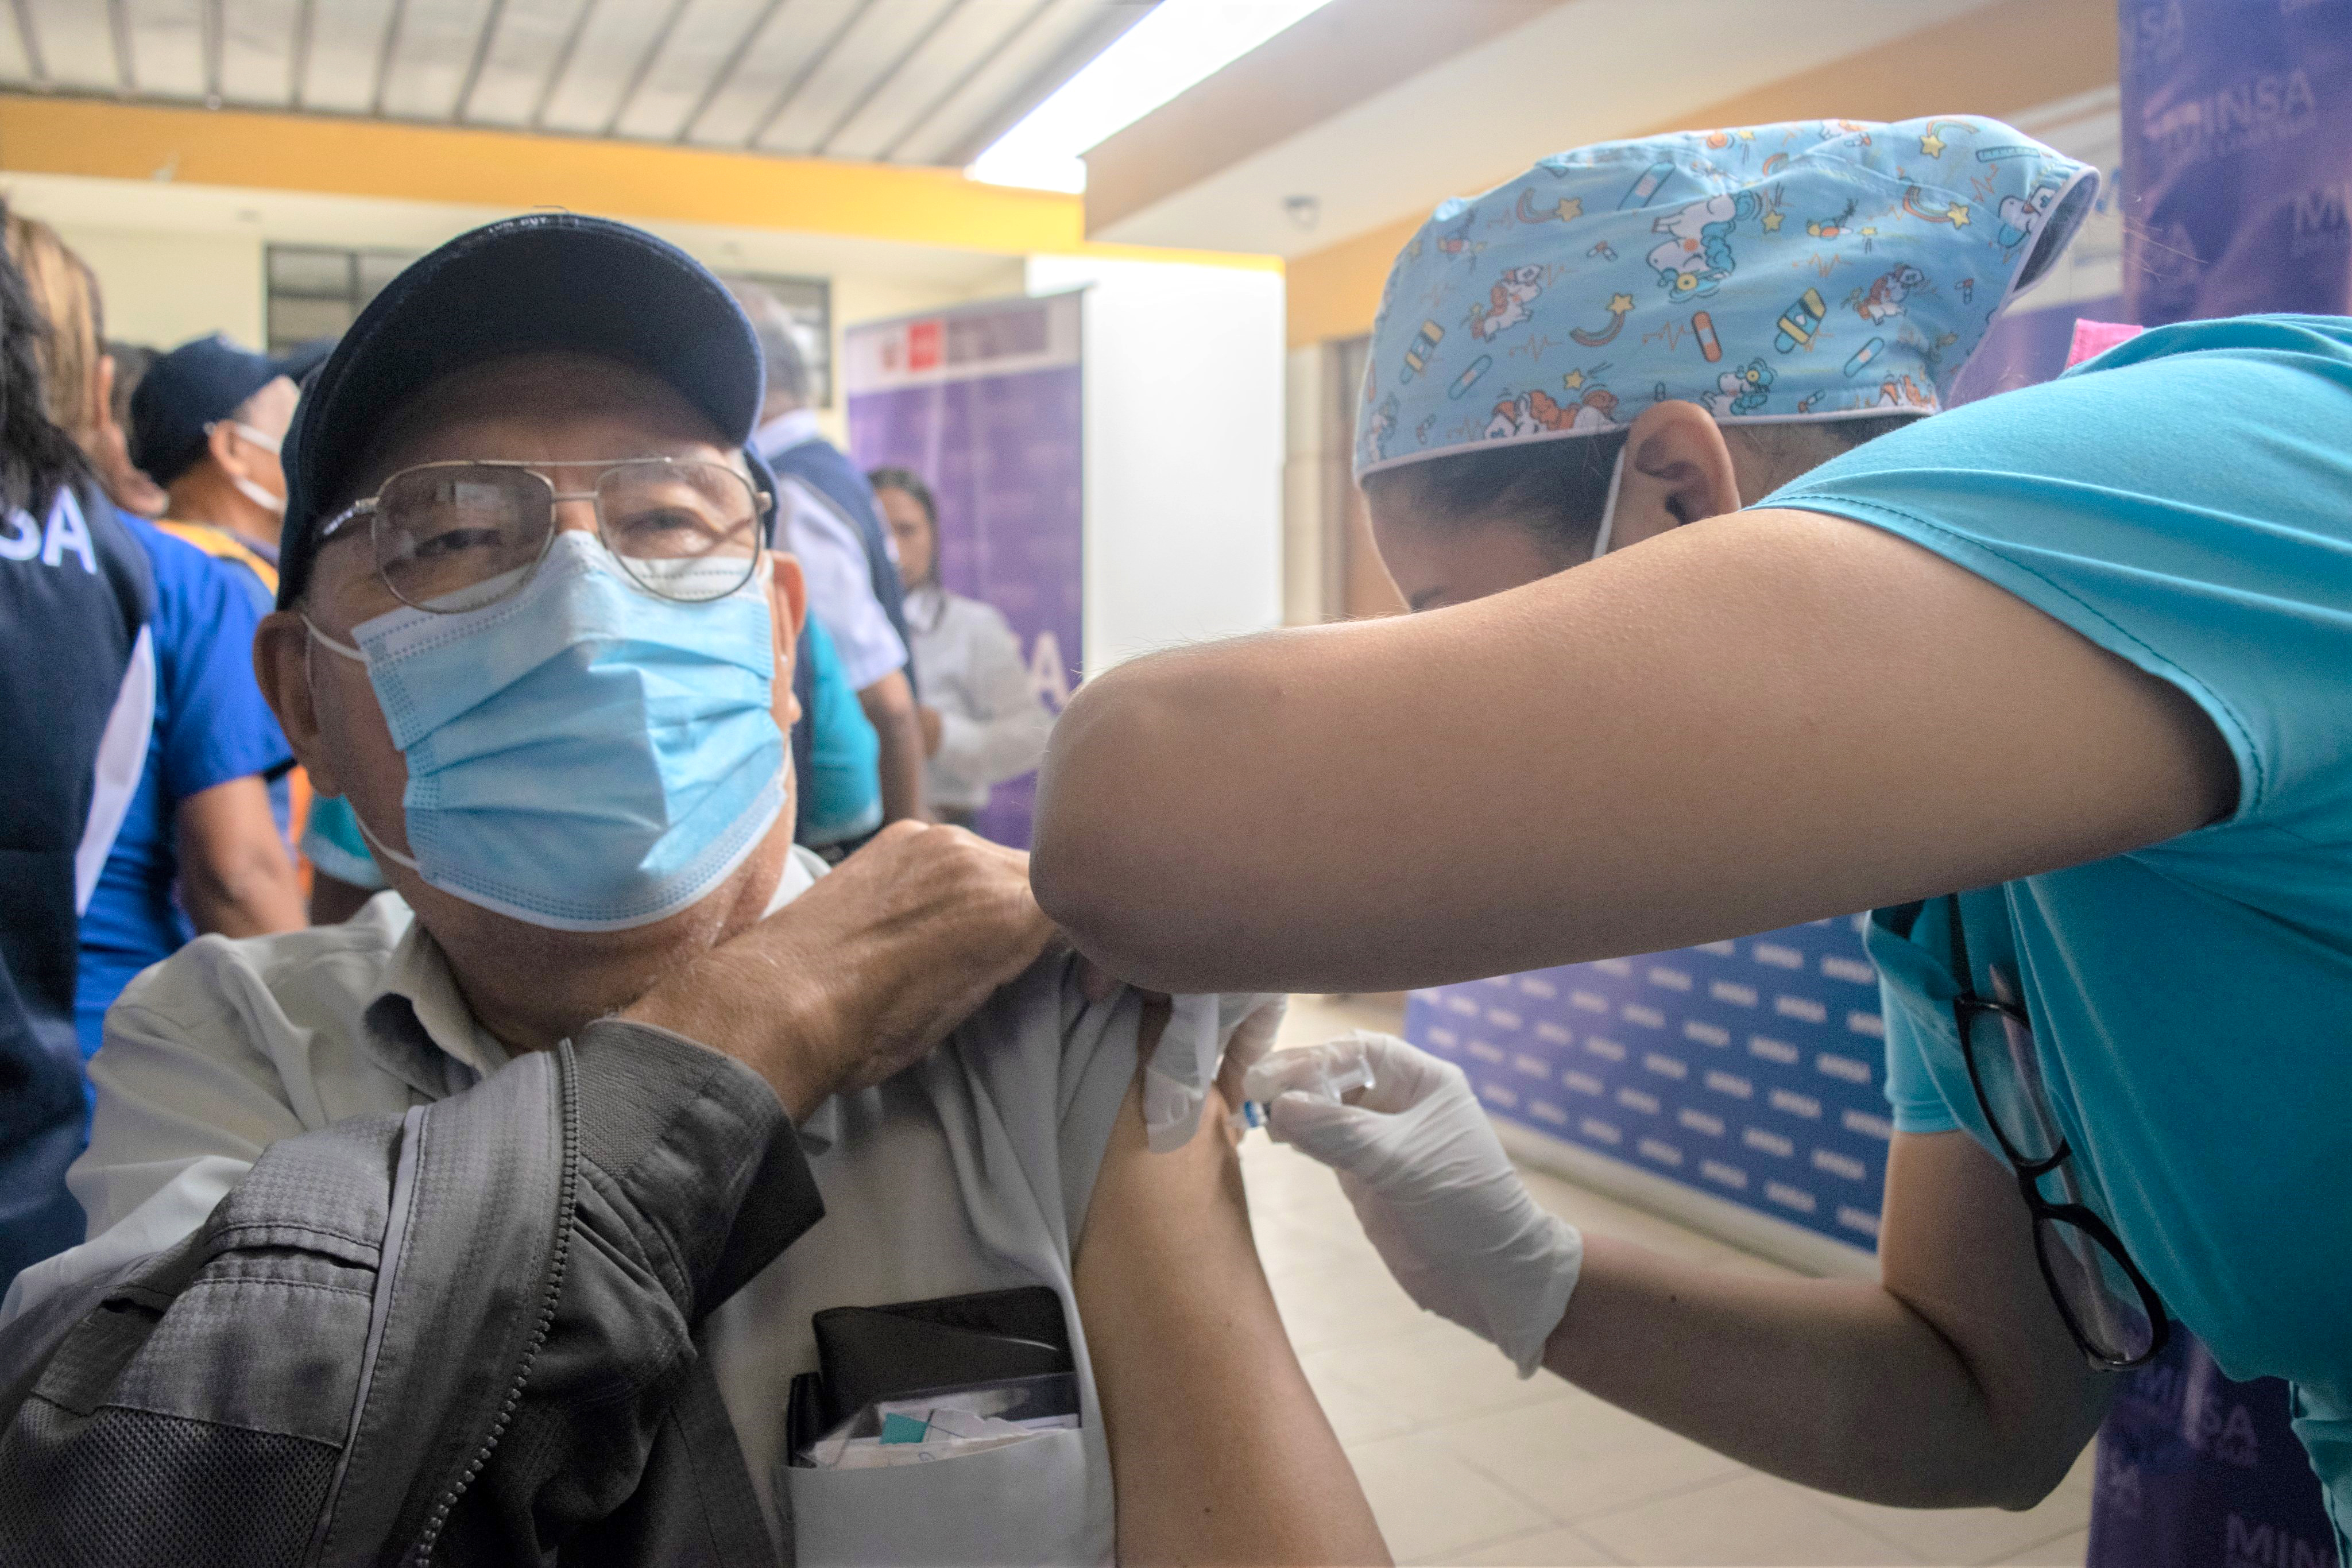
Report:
1034,116,2352,1544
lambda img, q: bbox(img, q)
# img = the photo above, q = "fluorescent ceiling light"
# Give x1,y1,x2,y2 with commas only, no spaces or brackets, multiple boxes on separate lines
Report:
969,0,1340,193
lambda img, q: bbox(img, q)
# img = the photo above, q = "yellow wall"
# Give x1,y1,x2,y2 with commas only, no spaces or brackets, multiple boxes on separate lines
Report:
0,95,1277,274
1284,0,2119,348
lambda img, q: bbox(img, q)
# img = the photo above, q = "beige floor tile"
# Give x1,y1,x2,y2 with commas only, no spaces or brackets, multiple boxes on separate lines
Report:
1433,1523,1627,1566
1316,1317,1565,1430
1989,1526,2087,1566
1580,1472,1931,1566
1346,1431,1553,1564
1433,1391,1746,1523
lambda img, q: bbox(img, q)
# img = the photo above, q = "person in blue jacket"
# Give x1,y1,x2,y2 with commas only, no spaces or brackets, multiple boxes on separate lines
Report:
1036,118,2352,1555
2,218,309,1056
0,208,156,1296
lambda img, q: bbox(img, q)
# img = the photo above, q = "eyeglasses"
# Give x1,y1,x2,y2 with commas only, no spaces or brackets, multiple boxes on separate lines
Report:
315,458,770,613
1945,895,2168,1369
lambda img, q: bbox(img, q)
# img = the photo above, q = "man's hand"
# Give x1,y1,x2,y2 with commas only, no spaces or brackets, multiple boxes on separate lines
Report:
626,822,1054,1118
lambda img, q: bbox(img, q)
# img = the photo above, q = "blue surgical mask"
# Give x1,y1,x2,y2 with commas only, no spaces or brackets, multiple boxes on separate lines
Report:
308,530,786,931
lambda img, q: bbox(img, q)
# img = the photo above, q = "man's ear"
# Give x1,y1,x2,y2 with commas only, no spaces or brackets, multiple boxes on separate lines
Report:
1608,399,1744,552
206,419,248,481
253,610,342,797
767,551,808,730
769,550,807,641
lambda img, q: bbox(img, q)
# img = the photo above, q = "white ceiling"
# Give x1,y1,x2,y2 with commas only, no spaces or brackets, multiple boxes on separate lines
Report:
1094,0,2002,257
0,0,1151,167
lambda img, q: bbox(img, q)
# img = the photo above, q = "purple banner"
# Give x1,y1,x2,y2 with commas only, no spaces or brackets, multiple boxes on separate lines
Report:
2092,1330,2339,1568
2092,8,2352,1561
2121,0,2352,324
845,295,1084,848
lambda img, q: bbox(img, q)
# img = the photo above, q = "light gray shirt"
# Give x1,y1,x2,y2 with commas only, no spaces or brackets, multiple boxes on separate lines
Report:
904,584,1057,814
757,410,910,692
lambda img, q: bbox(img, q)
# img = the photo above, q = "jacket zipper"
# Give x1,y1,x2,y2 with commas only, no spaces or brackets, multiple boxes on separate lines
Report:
405,1041,583,1565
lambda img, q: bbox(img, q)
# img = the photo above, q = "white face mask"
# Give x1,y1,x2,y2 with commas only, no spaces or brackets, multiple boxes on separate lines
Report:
229,420,283,455
1588,446,1627,562
210,420,286,514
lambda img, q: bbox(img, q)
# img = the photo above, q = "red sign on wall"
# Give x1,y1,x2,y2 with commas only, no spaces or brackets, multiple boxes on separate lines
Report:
907,319,943,372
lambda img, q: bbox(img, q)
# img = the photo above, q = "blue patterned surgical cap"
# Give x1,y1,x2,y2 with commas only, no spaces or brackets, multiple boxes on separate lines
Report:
1356,116,2096,479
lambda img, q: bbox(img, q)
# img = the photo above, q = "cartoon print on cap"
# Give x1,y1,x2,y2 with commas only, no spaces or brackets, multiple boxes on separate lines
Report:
1851,264,1929,324
1368,394,1400,463
1648,192,1763,299
1471,265,1548,340
1998,177,2069,255
1356,115,2095,479
1705,358,1774,417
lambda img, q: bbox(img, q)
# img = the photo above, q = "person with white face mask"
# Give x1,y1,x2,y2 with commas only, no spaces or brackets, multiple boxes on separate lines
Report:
129,334,300,598
0,215,1376,1567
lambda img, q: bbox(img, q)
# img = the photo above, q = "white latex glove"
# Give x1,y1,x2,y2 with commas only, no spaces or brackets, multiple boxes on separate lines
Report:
1142,993,1287,1152
1245,1030,1583,1377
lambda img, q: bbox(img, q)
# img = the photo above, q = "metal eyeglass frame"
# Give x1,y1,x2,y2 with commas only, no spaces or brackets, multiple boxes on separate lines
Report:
1945,895,2169,1370
312,457,772,612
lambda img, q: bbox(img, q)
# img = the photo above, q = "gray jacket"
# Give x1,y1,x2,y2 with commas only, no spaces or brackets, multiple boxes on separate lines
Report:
0,1019,821,1567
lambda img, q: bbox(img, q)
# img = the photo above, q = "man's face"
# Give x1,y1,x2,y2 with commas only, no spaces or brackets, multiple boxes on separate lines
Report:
876,484,933,590
265,351,806,962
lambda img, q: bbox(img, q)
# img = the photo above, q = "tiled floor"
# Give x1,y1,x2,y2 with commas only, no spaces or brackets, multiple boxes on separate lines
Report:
1250,995,2094,1568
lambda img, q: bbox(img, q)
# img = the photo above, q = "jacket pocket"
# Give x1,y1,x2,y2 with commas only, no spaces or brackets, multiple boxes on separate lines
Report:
784,1425,1096,1567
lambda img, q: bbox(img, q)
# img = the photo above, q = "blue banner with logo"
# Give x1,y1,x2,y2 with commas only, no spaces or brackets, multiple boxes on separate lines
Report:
2121,0,2352,324
1406,914,1892,1252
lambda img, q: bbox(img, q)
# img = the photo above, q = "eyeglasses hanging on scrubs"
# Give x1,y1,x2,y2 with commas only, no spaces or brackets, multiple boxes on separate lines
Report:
1945,896,2168,1369
314,458,769,611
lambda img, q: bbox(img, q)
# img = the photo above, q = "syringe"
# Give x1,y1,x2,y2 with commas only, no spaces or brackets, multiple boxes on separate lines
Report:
1229,1054,1375,1137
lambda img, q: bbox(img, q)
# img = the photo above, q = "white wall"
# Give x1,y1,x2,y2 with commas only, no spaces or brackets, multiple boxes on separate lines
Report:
61,226,265,349
1024,254,1285,673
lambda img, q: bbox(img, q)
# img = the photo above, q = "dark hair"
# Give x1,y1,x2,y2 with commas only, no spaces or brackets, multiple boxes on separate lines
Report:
0,202,97,514
868,466,935,526
106,341,157,433
868,466,938,582
1361,413,1924,559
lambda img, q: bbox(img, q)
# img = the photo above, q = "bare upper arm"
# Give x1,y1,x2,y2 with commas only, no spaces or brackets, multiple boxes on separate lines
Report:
1073,1002,1388,1566
173,775,305,938
1034,507,2235,993
1878,1129,2114,1499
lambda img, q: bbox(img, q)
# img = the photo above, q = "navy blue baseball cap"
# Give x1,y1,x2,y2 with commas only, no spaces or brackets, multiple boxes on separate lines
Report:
129,333,284,486
277,212,767,608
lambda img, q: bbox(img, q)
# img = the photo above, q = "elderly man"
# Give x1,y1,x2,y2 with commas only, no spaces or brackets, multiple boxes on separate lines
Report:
0,216,1382,1568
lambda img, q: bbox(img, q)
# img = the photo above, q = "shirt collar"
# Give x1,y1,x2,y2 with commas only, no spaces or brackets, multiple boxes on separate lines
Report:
356,849,837,1124
752,408,823,459
361,914,512,1099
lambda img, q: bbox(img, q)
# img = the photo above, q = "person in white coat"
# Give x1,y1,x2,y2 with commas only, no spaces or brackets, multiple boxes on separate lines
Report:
871,467,1055,830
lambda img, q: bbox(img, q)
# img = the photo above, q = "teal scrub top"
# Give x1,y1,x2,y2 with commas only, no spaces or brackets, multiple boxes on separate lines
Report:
1763,315,2352,1540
